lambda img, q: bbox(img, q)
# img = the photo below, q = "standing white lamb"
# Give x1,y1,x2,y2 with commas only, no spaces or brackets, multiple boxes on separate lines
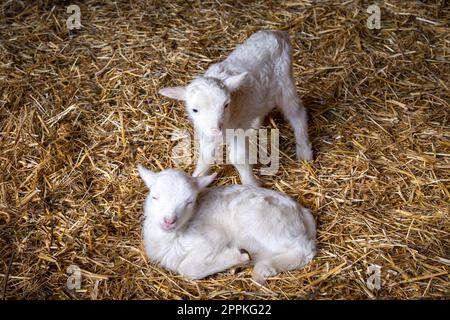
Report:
159,30,313,186
138,165,316,284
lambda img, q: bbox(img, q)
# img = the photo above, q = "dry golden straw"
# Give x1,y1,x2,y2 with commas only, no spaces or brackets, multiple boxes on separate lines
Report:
0,0,449,299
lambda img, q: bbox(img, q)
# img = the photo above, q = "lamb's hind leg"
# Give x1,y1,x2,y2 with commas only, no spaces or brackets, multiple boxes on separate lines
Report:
178,248,250,280
252,249,311,285
278,81,313,161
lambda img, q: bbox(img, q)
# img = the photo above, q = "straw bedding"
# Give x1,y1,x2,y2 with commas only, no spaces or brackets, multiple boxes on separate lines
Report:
0,0,449,299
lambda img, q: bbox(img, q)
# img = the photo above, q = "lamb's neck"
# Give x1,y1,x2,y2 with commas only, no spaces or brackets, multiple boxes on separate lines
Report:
204,63,232,82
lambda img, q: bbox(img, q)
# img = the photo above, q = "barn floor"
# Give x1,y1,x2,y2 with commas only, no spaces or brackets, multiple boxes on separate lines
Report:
1,0,449,299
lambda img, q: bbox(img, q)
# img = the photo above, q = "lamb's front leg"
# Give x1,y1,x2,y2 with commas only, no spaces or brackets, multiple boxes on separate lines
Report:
228,132,260,186
178,248,250,280
193,135,219,177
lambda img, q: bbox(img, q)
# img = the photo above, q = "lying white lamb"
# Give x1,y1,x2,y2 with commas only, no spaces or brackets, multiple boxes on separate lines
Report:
159,30,313,186
138,165,316,284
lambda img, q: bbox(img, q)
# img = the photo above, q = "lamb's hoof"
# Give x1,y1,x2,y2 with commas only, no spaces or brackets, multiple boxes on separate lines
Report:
296,145,313,161
252,264,277,285
239,249,251,262
241,178,261,187
192,170,203,177
229,249,251,275
229,266,243,275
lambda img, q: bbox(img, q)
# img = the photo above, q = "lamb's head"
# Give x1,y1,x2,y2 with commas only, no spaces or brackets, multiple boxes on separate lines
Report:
138,166,216,232
159,72,248,137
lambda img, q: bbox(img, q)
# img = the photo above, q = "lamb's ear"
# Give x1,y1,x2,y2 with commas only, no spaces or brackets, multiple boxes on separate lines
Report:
158,86,186,101
224,72,248,92
137,165,157,189
196,172,218,189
